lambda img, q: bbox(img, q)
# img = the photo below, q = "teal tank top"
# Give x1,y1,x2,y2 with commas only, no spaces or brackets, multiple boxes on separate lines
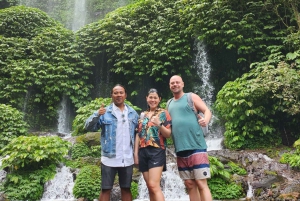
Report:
168,93,207,152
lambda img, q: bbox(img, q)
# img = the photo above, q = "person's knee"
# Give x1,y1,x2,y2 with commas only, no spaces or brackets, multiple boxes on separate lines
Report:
184,180,197,190
146,180,160,192
101,189,111,195
196,179,209,190
121,187,131,194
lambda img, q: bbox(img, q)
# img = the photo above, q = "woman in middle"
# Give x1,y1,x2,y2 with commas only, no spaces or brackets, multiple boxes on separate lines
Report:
134,88,172,201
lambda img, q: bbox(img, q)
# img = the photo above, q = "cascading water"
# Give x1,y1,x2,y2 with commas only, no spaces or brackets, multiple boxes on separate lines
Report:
135,163,189,201
193,40,214,107
57,95,71,136
71,0,87,31
41,166,75,201
193,40,224,146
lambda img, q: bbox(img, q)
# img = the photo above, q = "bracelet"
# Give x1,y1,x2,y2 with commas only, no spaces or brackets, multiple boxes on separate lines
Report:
158,122,163,128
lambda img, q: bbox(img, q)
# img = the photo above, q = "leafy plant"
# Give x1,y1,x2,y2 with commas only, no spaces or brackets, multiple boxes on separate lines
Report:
0,164,56,201
208,177,244,199
0,6,93,130
0,104,29,149
73,165,101,200
70,142,101,159
0,135,71,171
280,138,300,168
208,156,245,199
227,161,247,175
71,143,91,160
131,181,138,199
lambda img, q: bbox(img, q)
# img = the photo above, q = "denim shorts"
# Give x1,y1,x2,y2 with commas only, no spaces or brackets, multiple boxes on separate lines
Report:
101,163,133,189
138,146,166,172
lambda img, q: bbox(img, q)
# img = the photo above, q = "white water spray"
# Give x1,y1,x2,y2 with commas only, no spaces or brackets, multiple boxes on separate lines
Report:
134,163,189,201
41,166,75,201
193,40,214,107
71,0,87,31
57,95,71,136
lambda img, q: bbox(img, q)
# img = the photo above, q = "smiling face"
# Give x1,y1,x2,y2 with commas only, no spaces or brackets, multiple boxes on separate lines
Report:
111,85,127,107
169,75,184,95
146,92,161,111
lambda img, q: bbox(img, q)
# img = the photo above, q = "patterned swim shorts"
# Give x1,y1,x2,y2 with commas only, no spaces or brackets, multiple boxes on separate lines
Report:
176,149,211,180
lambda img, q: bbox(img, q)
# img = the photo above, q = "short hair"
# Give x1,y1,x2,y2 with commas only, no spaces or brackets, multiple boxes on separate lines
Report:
111,84,127,94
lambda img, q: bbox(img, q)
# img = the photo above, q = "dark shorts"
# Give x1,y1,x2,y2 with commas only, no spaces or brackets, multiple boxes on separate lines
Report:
101,163,133,189
138,146,166,172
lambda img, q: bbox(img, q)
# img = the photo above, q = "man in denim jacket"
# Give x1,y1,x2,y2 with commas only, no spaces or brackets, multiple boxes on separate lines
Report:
84,84,139,201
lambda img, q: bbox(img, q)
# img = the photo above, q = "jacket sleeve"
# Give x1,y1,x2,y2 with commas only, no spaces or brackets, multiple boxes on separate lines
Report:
84,111,101,131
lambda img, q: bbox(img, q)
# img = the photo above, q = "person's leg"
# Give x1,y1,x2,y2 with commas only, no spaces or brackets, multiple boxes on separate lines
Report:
99,164,116,201
146,166,165,201
120,187,132,201
184,179,200,201
99,189,112,201
118,165,133,201
177,149,211,201
195,179,212,201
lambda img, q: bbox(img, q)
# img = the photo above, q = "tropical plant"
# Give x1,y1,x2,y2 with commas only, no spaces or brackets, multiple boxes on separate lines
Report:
0,104,29,149
0,164,56,201
280,139,300,168
0,135,71,171
0,6,93,130
77,0,193,90
208,156,245,199
73,165,101,200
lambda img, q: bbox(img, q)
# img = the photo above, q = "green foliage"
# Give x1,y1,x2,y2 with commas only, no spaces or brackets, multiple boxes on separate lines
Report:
208,177,244,199
71,143,101,159
14,0,133,30
0,164,56,201
73,165,101,200
0,6,59,39
280,138,300,168
131,181,138,199
227,161,247,175
72,97,141,136
77,0,192,86
180,0,291,65
208,156,245,199
0,136,71,171
0,6,94,129
0,104,29,149
215,54,300,149
71,143,91,159
209,156,230,179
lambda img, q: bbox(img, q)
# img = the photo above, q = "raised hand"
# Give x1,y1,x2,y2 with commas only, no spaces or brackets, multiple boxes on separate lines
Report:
197,114,207,127
98,103,106,116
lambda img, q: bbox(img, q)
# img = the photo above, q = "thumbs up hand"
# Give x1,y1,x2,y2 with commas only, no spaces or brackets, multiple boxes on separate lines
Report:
98,103,106,116
197,114,207,127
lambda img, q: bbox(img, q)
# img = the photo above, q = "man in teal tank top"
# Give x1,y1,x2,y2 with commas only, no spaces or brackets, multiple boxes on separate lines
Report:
168,75,213,201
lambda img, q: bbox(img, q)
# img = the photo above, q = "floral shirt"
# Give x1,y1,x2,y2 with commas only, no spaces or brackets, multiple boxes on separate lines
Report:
137,108,172,149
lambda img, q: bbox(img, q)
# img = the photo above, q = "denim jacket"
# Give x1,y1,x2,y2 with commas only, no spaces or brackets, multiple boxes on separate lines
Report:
84,103,139,158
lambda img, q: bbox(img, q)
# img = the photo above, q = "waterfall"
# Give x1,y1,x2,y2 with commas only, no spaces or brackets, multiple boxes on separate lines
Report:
57,95,71,136
41,166,75,201
134,160,189,201
71,0,87,31
193,40,224,142
193,40,214,107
